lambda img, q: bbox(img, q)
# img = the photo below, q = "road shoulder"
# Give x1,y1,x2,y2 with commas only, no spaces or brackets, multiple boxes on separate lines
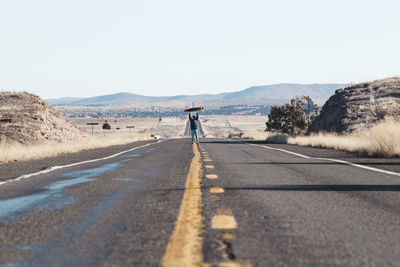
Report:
0,140,158,182
242,140,400,174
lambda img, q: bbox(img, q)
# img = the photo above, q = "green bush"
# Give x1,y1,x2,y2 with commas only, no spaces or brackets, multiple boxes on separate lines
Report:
102,123,111,130
266,96,317,134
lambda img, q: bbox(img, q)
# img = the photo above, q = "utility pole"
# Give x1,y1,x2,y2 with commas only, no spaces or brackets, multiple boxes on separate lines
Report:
86,122,99,135
0,119,12,144
126,125,135,133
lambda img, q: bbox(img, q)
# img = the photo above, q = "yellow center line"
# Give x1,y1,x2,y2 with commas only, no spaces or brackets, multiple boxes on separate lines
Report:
209,187,224,193
219,260,252,267
205,165,214,169
161,143,204,267
211,195,222,201
206,174,218,179
211,214,238,230
221,231,235,239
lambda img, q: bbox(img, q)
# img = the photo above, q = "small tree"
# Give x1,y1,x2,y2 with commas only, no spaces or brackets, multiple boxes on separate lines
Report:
102,122,111,130
266,96,314,134
266,105,289,133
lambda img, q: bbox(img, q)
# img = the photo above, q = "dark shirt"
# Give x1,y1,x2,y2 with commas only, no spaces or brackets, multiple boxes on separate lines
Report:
189,113,199,130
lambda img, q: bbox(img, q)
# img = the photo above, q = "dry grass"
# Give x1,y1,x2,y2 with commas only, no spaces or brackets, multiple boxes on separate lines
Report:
241,130,288,143
204,133,229,138
0,133,151,163
241,130,275,140
346,77,400,90
288,118,400,157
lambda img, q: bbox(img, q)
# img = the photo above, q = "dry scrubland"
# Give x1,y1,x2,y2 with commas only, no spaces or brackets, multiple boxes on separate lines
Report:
200,115,267,137
0,116,187,163
0,133,150,163
289,118,400,157
1,112,269,163
242,118,400,157
243,78,400,158
241,130,288,143
0,92,187,163
69,116,187,138
75,115,266,140
2,87,399,163
0,115,268,163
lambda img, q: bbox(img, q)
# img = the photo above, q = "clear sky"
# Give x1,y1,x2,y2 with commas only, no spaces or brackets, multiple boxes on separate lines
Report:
0,0,399,98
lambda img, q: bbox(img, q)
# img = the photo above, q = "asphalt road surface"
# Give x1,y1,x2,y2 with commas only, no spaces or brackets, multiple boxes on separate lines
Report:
1,138,400,266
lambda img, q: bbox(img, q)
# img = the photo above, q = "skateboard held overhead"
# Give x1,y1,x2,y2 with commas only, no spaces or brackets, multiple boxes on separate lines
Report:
184,106,204,112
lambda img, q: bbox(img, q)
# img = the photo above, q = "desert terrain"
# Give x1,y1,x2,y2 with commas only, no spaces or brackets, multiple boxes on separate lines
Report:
69,116,186,139
69,115,268,139
193,115,267,137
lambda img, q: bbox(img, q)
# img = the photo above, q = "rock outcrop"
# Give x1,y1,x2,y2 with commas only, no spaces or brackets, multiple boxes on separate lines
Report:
0,92,85,144
308,78,400,133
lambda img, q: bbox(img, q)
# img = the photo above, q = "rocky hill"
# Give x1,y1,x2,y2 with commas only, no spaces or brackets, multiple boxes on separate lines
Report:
308,78,400,133
0,92,84,144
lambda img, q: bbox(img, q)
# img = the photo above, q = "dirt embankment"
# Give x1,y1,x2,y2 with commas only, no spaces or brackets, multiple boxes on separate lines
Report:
0,92,84,144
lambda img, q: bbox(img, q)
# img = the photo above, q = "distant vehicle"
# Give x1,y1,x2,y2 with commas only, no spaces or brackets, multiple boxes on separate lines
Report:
228,133,243,138
184,106,204,112
151,134,162,140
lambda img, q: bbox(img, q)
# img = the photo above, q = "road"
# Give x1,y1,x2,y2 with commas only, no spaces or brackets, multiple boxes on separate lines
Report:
1,138,400,266
183,120,205,138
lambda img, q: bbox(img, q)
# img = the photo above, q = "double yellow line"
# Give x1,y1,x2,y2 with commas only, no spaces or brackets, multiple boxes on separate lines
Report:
162,143,250,267
161,143,204,267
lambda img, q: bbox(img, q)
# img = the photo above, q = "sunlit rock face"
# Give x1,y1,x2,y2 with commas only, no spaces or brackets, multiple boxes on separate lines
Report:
0,92,85,144
308,77,400,133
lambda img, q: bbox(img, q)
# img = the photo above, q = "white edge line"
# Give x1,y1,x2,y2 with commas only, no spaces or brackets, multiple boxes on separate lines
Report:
314,157,400,177
248,143,311,159
0,140,166,186
221,139,400,177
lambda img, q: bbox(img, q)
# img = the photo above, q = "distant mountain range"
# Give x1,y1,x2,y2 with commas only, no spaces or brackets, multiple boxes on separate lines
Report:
48,83,347,106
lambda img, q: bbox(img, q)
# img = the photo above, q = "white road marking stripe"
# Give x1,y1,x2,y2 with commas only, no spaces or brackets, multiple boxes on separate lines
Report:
0,140,165,186
248,143,310,159
314,157,400,176
248,143,400,177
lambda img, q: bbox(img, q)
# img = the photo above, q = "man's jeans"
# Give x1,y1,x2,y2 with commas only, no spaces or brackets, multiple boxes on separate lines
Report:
191,129,199,144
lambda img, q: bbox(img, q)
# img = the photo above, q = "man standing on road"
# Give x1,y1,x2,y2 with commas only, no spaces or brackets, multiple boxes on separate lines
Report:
188,112,199,144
